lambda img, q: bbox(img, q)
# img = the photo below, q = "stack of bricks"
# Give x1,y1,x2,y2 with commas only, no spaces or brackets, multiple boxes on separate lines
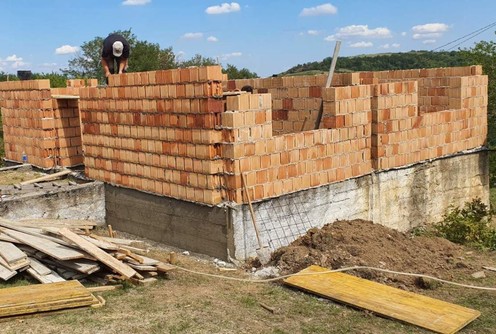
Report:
79,66,225,205
0,80,55,168
370,74,487,170
67,79,98,88
225,73,360,135
0,79,95,168
359,66,483,113
221,91,371,203
321,84,373,177
371,81,421,169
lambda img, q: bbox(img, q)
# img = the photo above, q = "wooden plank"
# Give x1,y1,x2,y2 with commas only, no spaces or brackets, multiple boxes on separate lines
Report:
52,94,80,99
284,266,480,334
80,235,119,251
0,262,16,281
0,164,31,171
0,220,74,247
0,233,17,243
43,258,100,275
0,281,97,319
126,255,160,266
0,256,29,271
58,228,137,279
87,285,123,293
26,268,65,284
28,257,52,276
13,218,97,229
156,262,177,273
94,235,146,247
0,241,27,264
0,228,87,261
19,169,71,185
127,263,157,271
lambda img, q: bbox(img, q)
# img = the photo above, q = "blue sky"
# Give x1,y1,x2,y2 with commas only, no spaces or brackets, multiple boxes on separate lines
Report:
1,0,495,77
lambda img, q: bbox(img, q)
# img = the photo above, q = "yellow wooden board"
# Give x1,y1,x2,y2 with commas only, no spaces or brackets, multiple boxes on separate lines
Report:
0,280,98,319
284,265,480,334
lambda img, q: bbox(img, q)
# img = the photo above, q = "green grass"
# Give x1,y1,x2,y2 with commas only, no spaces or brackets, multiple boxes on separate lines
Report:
490,187,496,211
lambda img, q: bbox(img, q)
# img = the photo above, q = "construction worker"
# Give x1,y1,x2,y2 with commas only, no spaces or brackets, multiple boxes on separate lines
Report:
101,33,130,82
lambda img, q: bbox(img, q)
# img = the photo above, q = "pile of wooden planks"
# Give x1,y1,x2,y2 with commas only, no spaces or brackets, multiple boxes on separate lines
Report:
0,218,175,285
0,280,101,321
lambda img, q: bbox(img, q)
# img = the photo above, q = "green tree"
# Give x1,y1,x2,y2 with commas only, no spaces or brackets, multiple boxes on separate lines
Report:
179,54,217,67
32,72,67,88
0,72,18,82
62,29,175,83
223,64,258,79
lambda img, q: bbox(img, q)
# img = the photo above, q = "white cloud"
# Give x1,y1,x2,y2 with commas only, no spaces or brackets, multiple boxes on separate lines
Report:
122,0,151,5
55,45,79,55
207,36,219,42
182,32,203,40
379,43,400,49
325,25,392,41
412,23,449,34
349,41,373,48
307,30,319,36
401,32,407,37
1,54,27,69
206,2,240,14
300,3,337,16
413,32,442,40
422,39,437,44
220,52,242,60
5,55,22,62
411,23,449,41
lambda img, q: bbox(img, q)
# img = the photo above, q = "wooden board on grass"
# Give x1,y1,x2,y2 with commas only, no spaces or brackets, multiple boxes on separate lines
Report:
284,265,480,334
0,280,98,319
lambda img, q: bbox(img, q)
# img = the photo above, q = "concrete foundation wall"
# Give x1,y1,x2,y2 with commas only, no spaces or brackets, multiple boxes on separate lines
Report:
370,150,489,231
0,182,105,224
105,184,232,259
231,150,488,259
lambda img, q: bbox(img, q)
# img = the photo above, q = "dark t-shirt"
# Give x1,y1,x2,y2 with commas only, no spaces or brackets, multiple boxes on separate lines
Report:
101,34,130,59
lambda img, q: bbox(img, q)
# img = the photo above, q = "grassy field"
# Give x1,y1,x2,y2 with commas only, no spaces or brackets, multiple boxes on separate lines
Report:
1,241,496,334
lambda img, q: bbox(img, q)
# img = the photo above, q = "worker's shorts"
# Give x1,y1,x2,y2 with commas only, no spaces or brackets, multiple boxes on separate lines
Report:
105,56,127,75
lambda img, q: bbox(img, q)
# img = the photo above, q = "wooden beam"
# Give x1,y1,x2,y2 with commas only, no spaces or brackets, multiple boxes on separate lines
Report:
58,228,137,279
19,169,71,186
314,40,341,130
86,285,123,293
0,228,87,261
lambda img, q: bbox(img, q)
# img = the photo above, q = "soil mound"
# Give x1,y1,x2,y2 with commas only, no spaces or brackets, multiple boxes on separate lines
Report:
271,219,481,289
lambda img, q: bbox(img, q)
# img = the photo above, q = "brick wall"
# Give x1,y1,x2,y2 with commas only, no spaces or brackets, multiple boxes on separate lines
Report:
0,65,487,207
0,79,94,168
79,66,225,204
225,73,360,135
222,65,486,204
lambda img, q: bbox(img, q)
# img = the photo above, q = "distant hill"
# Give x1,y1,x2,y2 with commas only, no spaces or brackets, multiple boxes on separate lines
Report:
281,51,469,75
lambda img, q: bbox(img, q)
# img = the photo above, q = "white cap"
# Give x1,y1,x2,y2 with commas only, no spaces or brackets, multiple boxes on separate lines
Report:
112,41,124,57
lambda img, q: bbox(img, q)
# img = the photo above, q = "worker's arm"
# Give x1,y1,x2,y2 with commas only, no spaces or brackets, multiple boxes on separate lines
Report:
118,58,128,74
101,58,111,77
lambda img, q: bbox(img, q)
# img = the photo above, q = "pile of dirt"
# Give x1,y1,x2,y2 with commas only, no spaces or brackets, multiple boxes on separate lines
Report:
271,219,487,290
